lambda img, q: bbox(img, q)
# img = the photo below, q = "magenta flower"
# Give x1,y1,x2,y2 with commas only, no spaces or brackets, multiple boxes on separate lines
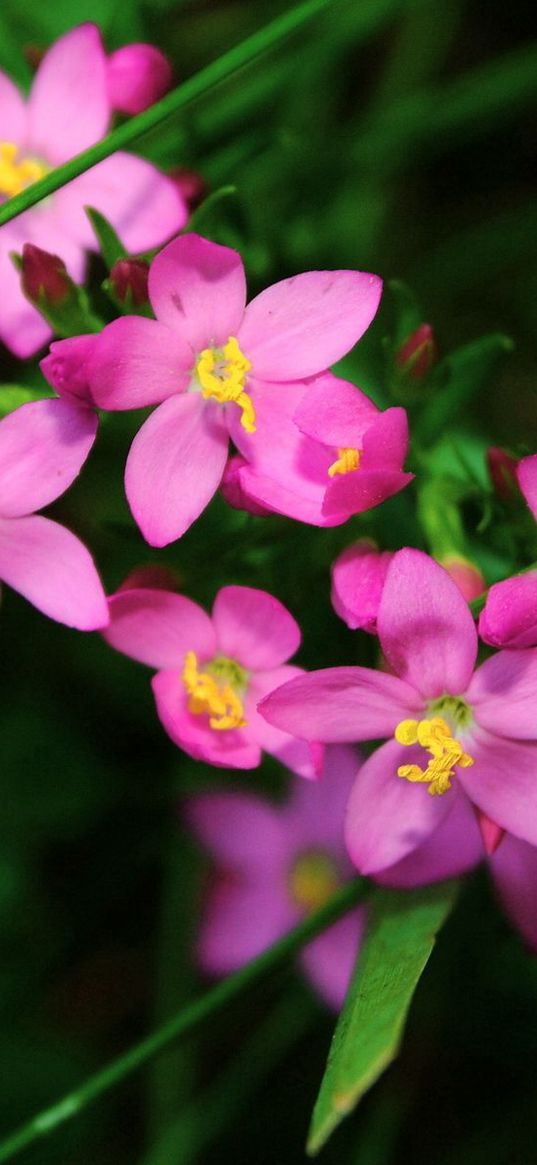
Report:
260,549,537,875
0,397,107,628
106,43,173,116
186,745,365,1009
0,24,186,357
80,232,382,545
102,580,321,776
518,453,537,519
479,452,537,649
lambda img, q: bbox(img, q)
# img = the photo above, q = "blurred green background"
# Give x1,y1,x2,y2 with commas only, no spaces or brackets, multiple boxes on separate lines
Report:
1,1,537,1162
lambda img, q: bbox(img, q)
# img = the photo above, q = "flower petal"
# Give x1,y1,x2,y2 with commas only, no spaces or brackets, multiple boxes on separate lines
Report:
479,573,537,649
300,909,365,1010
459,728,537,847
88,316,192,411
148,233,246,349
0,71,27,144
376,787,483,887
324,467,413,518
285,744,362,853
104,588,216,669
0,228,53,358
195,877,294,976
151,669,260,768
466,648,537,739
0,398,97,518
331,541,394,632
27,24,109,163
0,514,108,629
294,375,379,446
212,585,300,670
490,834,537,951
40,335,98,404
125,394,229,546
517,453,537,520
258,666,423,743
238,269,382,381
377,548,478,698
247,667,324,780
344,738,453,874
185,792,286,872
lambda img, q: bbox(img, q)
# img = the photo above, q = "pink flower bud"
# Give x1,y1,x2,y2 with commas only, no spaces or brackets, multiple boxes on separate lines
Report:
487,446,520,501
331,540,394,632
221,456,272,517
21,243,71,307
441,556,486,603
170,168,208,212
107,44,173,115
109,258,149,307
396,323,437,381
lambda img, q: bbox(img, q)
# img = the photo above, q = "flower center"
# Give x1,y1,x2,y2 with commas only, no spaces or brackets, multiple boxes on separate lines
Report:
394,714,474,796
328,447,361,477
288,849,340,913
194,336,256,433
182,650,248,731
0,142,48,198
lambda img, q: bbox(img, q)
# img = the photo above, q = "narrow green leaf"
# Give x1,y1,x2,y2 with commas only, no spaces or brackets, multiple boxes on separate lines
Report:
85,207,127,269
307,881,458,1155
415,333,513,444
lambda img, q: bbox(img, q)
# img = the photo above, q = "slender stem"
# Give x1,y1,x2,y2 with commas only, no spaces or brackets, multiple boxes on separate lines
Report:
0,878,366,1163
0,0,335,228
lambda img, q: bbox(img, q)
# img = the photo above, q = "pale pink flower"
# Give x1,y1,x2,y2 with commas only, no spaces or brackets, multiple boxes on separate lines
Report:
0,24,186,357
186,745,365,1009
102,580,321,776
260,549,537,875
0,397,107,628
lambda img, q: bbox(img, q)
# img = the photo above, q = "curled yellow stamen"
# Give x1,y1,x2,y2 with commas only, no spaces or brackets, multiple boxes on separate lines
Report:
0,142,47,198
328,447,361,477
196,336,255,433
182,650,247,731
394,716,474,796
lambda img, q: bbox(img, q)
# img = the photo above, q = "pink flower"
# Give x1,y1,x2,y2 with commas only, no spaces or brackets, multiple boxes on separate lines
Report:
82,232,382,545
106,43,173,115
479,453,537,649
224,374,413,526
518,453,537,520
0,397,108,628
260,549,537,875
102,580,322,776
0,24,187,357
185,745,365,1009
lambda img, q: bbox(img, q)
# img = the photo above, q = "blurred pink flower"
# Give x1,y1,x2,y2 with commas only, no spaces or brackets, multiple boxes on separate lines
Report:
0,24,187,357
103,580,322,776
0,397,107,628
186,745,365,1009
106,43,173,115
260,549,537,875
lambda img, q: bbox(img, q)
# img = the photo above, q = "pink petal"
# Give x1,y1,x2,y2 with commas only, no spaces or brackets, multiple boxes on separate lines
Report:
0,228,53,358
479,573,537,649
466,648,537,739
331,541,394,632
294,375,379,447
148,233,246,349
185,792,286,872
88,316,192,411
0,71,27,144
196,877,294,975
300,910,365,1010
344,738,453,874
220,455,273,516
212,586,300,670
41,334,98,404
517,453,537,519
377,548,478,699
285,744,362,853
238,269,382,381
104,588,216,669
459,728,537,847
106,44,173,115
247,667,323,780
233,464,337,526
490,834,537,951
376,787,484,888
360,407,410,470
151,669,260,769
0,398,97,518
475,809,505,855
27,24,109,163
0,514,108,629
125,394,229,546
324,467,413,518
56,153,187,253
258,666,423,743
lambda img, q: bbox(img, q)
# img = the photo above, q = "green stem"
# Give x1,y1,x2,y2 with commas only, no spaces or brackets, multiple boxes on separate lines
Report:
0,0,335,228
0,878,366,1163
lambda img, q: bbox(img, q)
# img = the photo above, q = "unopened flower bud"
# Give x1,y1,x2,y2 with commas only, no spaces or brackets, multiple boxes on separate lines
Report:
487,446,520,502
109,258,149,308
21,243,71,307
107,44,173,115
331,540,394,632
441,555,486,603
396,324,437,381
170,168,208,212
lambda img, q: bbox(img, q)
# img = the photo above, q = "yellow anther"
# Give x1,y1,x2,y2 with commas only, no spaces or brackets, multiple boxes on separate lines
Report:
182,650,247,731
395,715,474,796
195,335,256,433
0,142,48,198
289,851,340,914
328,447,361,477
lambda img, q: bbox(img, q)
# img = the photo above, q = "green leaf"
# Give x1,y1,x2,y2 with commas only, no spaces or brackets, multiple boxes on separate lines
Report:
415,333,513,444
0,385,51,417
307,881,458,1155
85,207,127,269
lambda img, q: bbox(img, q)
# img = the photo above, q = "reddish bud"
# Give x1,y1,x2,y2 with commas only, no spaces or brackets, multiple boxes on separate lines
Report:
441,556,486,603
487,446,520,502
107,44,173,116
170,168,208,212
21,243,71,307
396,323,437,381
117,565,182,593
109,258,149,307
221,456,272,516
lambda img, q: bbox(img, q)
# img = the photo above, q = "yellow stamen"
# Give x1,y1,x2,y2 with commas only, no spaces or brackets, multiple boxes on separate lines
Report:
195,336,255,432
0,142,48,198
328,447,361,477
395,715,474,796
182,650,247,731
289,851,340,913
